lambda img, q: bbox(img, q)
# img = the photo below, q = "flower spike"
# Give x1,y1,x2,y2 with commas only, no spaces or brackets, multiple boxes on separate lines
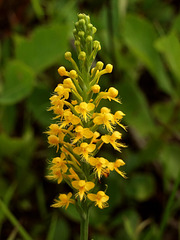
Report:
46,13,127,227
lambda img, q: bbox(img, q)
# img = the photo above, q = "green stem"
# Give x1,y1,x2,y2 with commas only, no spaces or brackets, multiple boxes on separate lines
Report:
0,198,33,240
80,207,89,240
158,171,180,240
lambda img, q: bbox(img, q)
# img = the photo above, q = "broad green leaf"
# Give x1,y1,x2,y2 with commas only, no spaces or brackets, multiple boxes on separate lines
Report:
0,129,35,159
0,60,35,105
123,209,140,238
122,14,173,95
53,217,70,240
15,24,69,73
27,84,53,127
0,133,25,157
155,32,180,83
125,173,156,201
159,143,180,181
152,101,174,124
172,14,180,33
117,79,155,137
0,105,17,134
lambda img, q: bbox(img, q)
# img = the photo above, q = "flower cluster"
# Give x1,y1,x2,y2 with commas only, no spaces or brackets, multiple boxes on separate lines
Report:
46,13,126,210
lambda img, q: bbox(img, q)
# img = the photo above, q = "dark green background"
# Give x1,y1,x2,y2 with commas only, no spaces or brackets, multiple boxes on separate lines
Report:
0,0,180,239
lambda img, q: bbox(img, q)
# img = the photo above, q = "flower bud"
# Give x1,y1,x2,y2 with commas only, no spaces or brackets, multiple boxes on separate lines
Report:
96,61,104,70
78,13,85,20
78,31,85,38
58,66,67,76
78,51,86,61
69,70,78,79
86,35,93,43
65,52,72,61
92,27,97,34
91,85,100,93
108,87,118,98
63,78,74,89
93,40,101,50
105,64,113,73
88,23,93,29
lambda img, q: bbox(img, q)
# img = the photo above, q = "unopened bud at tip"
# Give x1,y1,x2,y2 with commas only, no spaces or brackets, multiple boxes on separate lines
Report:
65,52,72,61
58,66,67,76
96,61,104,70
78,51,86,61
91,84,100,93
105,64,113,73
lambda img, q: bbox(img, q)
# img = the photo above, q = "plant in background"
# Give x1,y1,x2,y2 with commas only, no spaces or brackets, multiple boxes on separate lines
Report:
46,13,126,240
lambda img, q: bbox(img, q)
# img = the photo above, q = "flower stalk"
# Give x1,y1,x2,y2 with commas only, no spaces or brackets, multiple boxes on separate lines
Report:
46,13,127,239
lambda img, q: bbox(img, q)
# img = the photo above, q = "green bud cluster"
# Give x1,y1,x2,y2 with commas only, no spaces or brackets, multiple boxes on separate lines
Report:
73,13,101,69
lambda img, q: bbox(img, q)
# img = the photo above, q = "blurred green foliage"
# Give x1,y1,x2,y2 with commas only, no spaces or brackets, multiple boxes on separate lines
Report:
0,0,180,239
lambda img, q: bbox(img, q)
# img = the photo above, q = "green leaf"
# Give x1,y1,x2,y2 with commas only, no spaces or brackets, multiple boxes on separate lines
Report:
125,173,156,201
122,14,173,95
159,143,180,181
0,60,35,105
0,105,17,134
172,14,180,33
155,32,180,83
14,24,69,73
0,134,26,157
118,79,155,137
27,84,53,127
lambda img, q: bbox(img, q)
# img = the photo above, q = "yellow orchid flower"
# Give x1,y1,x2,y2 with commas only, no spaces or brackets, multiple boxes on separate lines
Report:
72,180,95,201
51,192,75,209
87,191,109,209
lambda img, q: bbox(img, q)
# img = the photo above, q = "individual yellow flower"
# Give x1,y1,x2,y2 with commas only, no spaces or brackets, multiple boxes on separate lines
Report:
50,153,68,172
87,191,109,209
48,135,60,152
73,142,96,160
72,180,95,201
54,84,70,100
75,102,95,122
101,87,120,103
49,95,64,117
47,153,68,184
89,157,109,179
101,131,126,152
113,111,127,131
72,125,94,144
46,168,64,184
46,124,64,136
93,107,114,132
60,109,81,128
51,192,75,209
108,159,127,178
